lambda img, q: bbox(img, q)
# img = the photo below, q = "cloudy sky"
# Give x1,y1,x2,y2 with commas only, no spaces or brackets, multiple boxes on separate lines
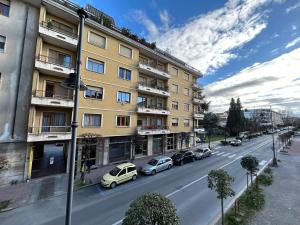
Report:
74,0,300,114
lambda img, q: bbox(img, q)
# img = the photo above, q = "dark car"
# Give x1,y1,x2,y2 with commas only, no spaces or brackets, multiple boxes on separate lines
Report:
230,139,242,146
171,151,195,166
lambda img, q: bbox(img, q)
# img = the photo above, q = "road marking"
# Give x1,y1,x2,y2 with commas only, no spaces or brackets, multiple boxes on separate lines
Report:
222,153,231,157
216,152,225,156
228,154,236,158
259,160,267,166
212,151,220,155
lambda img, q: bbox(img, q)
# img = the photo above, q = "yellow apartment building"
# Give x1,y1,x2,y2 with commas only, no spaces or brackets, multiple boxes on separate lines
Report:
25,0,206,179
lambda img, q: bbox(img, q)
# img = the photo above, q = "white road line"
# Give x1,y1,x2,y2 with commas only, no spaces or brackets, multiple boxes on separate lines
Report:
228,154,236,158
259,160,267,166
212,151,220,155
216,152,225,156
222,153,231,157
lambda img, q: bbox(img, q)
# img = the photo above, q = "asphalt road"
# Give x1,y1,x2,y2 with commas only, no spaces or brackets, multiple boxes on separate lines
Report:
0,135,279,225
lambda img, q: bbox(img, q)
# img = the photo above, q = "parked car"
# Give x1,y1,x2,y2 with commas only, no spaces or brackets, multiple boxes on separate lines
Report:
171,151,195,166
295,131,300,136
141,156,173,175
230,139,242,146
194,148,212,160
101,163,137,189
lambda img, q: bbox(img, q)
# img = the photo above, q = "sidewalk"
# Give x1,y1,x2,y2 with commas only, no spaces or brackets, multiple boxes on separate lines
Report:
0,141,220,212
248,136,300,225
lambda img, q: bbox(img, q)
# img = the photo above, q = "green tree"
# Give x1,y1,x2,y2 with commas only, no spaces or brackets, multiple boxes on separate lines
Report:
122,192,180,225
240,155,259,184
208,170,235,225
226,98,245,136
203,112,219,149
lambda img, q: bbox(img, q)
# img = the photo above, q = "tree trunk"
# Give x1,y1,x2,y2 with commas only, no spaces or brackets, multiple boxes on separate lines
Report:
208,135,211,149
221,197,224,225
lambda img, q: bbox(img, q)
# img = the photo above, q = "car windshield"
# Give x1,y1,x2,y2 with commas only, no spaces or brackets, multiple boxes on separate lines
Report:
109,167,121,176
148,159,158,166
196,149,204,153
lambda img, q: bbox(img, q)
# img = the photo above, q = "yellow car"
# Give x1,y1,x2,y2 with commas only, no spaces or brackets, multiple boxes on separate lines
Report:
101,163,137,188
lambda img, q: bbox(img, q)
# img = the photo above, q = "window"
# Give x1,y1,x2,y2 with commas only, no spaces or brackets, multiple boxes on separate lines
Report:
87,58,104,74
84,86,103,100
118,67,132,81
117,91,131,103
127,167,136,172
170,67,178,76
0,35,5,53
119,44,132,58
172,101,178,110
118,169,126,176
184,119,190,127
0,0,10,17
172,118,179,127
184,103,190,112
88,31,106,48
184,88,190,96
184,73,189,81
117,116,130,127
171,84,178,93
48,49,71,67
83,114,102,127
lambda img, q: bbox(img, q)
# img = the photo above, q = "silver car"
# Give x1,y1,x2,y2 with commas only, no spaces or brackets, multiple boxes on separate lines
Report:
141,156,173,175
194,148,212,160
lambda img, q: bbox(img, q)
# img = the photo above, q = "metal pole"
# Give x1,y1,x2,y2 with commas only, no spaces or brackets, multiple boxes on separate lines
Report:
270,106,277,166
65,8,88,225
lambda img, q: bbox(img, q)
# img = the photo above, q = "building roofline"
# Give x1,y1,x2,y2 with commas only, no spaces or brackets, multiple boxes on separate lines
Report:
43,0,203,77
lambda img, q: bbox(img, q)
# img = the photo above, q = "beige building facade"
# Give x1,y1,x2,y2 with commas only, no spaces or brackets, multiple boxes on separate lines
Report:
3,0,206,182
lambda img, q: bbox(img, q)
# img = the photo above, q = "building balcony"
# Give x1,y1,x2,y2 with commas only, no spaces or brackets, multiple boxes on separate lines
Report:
138,62,171,80
39,21,78,50
137,105,170,115
193,83,204,90
137,125,170,135
35,55,75,77
31,90,74,108
193,97,205,105
194,112,205,119
137,83,170,97
27,126,71,142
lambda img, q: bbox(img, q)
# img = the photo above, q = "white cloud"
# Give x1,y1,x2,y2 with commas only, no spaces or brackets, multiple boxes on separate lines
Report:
159,10,170,31
286,1,300,13
134,0,284,74
204,48,300,114
285,37,300,49
292,25,297,30
132,10,159,38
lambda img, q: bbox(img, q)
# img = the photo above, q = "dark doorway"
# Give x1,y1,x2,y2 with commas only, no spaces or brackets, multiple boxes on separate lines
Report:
31,143,66,179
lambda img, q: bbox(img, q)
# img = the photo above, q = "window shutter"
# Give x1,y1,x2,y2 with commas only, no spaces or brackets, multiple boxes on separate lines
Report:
120,45,132,58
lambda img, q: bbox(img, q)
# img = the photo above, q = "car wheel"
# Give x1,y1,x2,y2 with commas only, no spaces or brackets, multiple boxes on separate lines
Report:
132,175,137,181
168,164,172,170
151,170,156,175
110,182,117,189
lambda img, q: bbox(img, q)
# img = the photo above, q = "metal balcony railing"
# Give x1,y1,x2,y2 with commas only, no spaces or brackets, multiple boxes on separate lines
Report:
28,126,71,134
40,21,78,39
32,90,73,101
138,125,169,130
139,60,168,73
137,82,169,92
36,54,74,69
137,104,169,111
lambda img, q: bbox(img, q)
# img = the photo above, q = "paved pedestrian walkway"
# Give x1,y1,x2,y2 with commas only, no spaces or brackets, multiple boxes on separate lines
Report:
248,136,300,225
0,141,221,211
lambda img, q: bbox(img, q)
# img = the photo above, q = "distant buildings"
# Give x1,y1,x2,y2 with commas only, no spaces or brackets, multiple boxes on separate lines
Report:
244,108,283,128
216,111,228,128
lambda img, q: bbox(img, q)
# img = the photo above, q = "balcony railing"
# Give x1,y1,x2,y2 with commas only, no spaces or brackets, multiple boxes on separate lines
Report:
137,82,169,92
40,21,78,39
139,61,167,73
28,126,71,134
138,125,169,130
32,90,73,101
36,54,74,69
137,104,169,111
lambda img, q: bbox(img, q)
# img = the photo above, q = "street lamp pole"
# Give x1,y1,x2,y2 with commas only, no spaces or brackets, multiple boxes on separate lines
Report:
65,8,88,225
270,106,277,166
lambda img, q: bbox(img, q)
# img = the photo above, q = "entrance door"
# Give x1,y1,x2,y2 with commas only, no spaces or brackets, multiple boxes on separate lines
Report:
45,82,55,98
